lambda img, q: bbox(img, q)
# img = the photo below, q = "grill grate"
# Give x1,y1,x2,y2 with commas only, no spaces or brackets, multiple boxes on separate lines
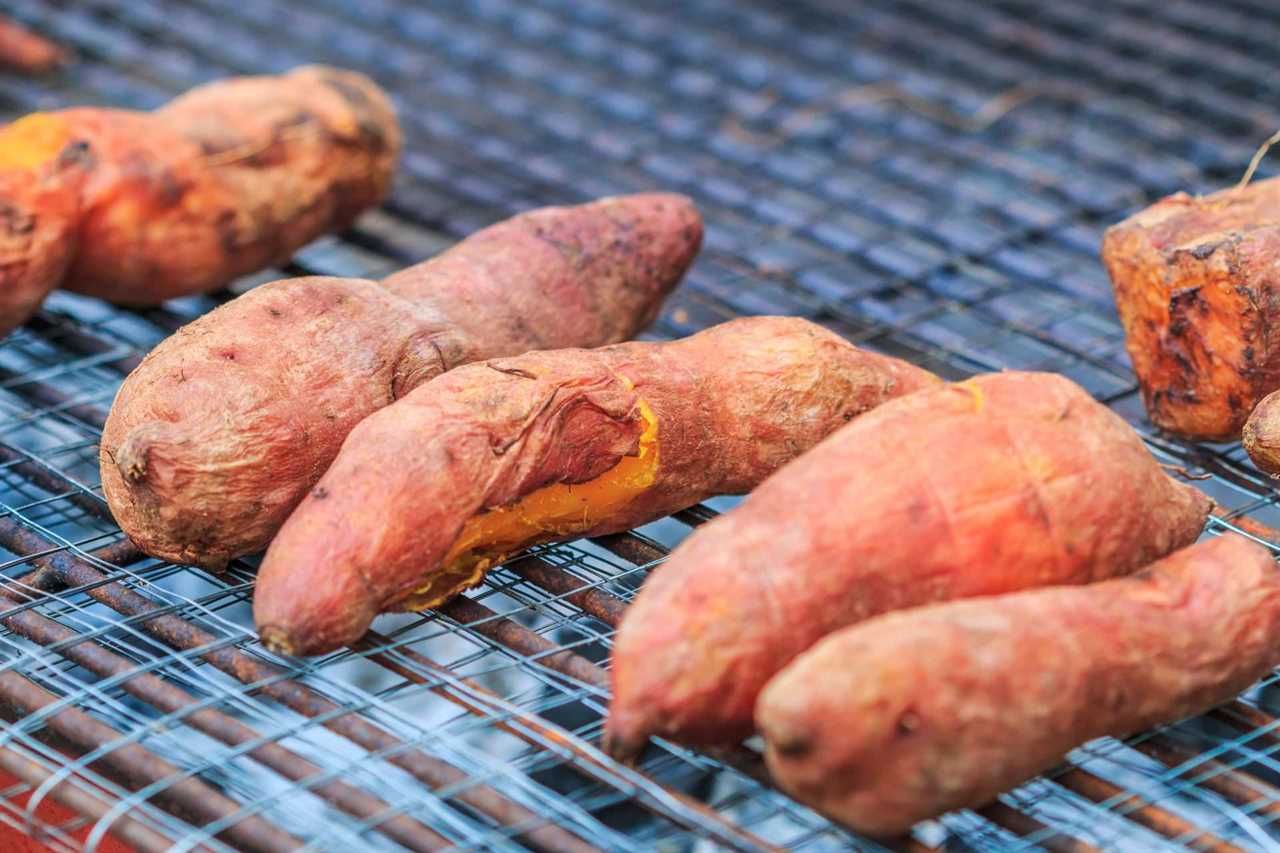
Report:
3,0,1280,849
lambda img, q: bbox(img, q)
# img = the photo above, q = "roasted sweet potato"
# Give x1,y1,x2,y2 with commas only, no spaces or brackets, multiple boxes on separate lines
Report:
758,534,1280,836
0,16,65,75
604,371,1211,759
100,193,702,569
0,65,398,335
253,316,940,656
1103,178,1280,441
1243,390,1280,475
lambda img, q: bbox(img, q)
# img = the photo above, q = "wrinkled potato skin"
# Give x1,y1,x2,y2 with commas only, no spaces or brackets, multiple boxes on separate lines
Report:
0,65,398,335
253,316,940,656
759,535,1280,837
1243,390,1280,475
605,372,1211,758
100,193,703,568
1103,179,1280,440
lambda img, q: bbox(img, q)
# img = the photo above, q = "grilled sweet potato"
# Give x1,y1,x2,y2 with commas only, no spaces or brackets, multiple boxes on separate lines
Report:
759,534,1280,836
1243,391,1280,475
1103,178,1280,441
604,371,1211,759
0,16,65,75
100,193,702,569
0,65,398,335
253,316,940,656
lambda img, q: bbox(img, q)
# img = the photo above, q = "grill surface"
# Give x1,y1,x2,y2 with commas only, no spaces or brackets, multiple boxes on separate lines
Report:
3,0,1280,850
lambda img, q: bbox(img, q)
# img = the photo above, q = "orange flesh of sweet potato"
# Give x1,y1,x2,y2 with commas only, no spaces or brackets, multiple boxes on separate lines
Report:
1102,177,1280,441
0,65,398,335
99,193,703,568
252,316,941,656
758,534,1280,836
604,371,1211,759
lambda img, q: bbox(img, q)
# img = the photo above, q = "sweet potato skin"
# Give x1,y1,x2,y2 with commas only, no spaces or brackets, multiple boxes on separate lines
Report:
1243,390,1280,475
758,534,1280,836
0,65,398,335
100,193,703,568
604,372,1211,758
0,166,83,334
1103,179,1280,440
253,316,940,656
0,16,65,75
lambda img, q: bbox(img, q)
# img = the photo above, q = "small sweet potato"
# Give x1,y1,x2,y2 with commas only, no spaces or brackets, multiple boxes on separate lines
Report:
1103,178,1280,440
100,193,702,569
0,16,65,75
0,65,398,335
1242,390,1280,475
253,316,940,656
604,372,1210,759
758,534,1280,836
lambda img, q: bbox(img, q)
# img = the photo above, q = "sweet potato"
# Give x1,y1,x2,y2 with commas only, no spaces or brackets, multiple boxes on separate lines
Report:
0,16,65,75
1242,391,1280,475
1102,178,1280,441
100,193,702,569
0,65,398,335
758,534,1280,836
604,371,1211,759
252,316,940,656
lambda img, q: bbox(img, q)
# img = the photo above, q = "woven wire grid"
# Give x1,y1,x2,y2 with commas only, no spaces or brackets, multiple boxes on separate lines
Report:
1,0,1280,849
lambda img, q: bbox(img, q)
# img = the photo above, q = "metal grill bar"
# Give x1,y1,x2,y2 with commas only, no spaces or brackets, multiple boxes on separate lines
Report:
0,580,450,851
0,741,181,853
0,532,603,853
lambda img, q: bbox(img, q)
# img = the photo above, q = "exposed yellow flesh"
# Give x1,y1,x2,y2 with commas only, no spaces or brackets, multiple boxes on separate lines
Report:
0,114,70,170
958,378,985,414
395,397,660,612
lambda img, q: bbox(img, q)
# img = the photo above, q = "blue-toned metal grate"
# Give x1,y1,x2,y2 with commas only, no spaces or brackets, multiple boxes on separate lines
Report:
2,0,1280,850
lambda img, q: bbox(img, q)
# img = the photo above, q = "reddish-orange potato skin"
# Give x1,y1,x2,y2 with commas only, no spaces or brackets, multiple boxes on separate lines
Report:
605,372,1211,759
0,65,398,335
0,16,65,74
759,535,1280,836
253,316,940,656
1103,178,1280,440
100,194,703,568
1244,390,1280,475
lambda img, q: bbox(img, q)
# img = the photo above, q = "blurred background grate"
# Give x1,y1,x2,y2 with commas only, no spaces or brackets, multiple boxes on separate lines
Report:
3,0,1280,849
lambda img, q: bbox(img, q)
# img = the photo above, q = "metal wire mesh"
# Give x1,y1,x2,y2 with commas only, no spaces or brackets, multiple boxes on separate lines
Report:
3,0,1280,849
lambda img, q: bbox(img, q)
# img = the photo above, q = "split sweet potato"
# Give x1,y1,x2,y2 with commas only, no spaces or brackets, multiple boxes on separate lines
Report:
604,371,1211,759
252,316,941,656
100,193,702,569
758,534,1280,836
0,65,398,335
1103,177,1280,441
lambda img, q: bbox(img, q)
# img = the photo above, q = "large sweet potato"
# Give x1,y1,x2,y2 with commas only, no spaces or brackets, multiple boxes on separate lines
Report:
0,65,398,335
604,372,1211,759
100,193,702,569
253,316,940,656
758,534,1280,836
1103,178,1280,441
